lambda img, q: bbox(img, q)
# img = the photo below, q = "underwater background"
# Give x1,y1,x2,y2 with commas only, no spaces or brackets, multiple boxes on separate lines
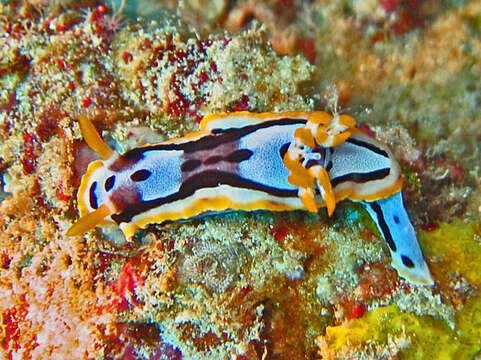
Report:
1,0,480,359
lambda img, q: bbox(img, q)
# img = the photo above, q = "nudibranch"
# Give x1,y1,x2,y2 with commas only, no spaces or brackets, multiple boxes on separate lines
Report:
67,111,433,286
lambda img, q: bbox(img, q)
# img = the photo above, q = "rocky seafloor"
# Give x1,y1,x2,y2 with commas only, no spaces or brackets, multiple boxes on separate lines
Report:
0,0,480,359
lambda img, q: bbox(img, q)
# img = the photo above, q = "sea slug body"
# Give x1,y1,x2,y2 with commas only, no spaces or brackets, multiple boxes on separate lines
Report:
67,111,433,286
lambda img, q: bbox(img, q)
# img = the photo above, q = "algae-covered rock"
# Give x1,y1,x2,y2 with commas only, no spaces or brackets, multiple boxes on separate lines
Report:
317,303,480,359
317,220,481,359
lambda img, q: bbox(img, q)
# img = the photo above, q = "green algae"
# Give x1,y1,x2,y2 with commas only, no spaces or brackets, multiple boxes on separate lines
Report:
456,292,481,357
323,303,479,359
422,221,481,356
419,221,481,286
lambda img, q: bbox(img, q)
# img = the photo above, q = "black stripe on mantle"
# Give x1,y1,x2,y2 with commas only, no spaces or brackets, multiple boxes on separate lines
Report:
122,117,307,161
346,137,389,158
111,170,298,224
330,168,391,187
